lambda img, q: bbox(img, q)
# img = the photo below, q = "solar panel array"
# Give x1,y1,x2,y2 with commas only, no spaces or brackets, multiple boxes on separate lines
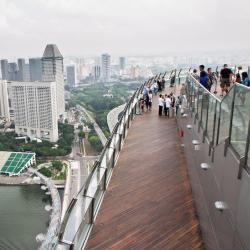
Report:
0,152,35,175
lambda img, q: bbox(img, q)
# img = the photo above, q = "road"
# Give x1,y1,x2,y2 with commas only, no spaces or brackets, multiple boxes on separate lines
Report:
76,104,108,146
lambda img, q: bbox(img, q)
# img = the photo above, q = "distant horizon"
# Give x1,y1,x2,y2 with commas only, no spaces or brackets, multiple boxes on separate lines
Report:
2,48,250,61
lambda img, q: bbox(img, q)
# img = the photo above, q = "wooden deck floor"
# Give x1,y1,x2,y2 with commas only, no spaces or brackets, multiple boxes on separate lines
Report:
86,94,203,250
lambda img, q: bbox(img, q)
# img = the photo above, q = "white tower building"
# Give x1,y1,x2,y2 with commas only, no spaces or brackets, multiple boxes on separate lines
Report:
10,81,58,142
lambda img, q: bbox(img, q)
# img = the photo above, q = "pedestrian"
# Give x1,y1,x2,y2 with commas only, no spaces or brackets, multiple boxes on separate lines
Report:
164,94,171,117
170,93,176,117
158,94,164,116
145,91,150,110
235,66,243,83
148,90,153,111
207,68,215,92
199,65,209,90
238,72,249,104
241,72,250,86
191,69,200,81
180,83,186,96
175,96,182,116
157,79,162,92
139,93,144,113
220,64,233,97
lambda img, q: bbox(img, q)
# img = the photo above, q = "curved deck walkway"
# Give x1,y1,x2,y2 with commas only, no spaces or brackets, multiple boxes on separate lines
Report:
86,94,203,249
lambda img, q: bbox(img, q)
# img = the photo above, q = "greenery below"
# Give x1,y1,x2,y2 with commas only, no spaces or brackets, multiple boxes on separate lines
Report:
38,161,66,180
0,123,74,157
66,83,140,136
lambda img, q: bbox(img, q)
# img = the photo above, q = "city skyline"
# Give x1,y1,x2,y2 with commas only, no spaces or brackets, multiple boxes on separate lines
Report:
0,0,250,58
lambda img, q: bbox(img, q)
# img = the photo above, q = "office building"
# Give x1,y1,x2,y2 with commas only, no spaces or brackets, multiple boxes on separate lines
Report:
8,62,18,81
42,44,65,116
119,57,126,70
0,80,10,121
93,65,101,81
66,65,77,88
10,81,58,142
29,58,42,81
17,58,25,81
101,53,111,82
1,60,8,80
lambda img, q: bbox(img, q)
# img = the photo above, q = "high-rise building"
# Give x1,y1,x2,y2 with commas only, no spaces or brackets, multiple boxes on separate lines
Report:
29,58,42,81
66,65,77,88
17,58,25,81
1,60,8,80
42,44,65,116
101,53,111,82
0,80,10,121
8,62,18,81
93,65,101,81
119,57,126,70
10,81,58,142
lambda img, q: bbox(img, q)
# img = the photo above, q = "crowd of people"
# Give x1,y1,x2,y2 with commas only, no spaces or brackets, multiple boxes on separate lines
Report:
138,76,187,118
192,64,250,97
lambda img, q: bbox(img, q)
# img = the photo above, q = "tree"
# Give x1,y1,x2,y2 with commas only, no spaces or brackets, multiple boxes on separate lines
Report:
51,161,63,171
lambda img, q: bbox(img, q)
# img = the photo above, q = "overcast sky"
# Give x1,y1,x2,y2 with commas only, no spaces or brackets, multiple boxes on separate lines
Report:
0,0,250,58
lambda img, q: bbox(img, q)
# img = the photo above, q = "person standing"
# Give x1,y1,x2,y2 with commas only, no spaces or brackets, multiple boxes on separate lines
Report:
164,94,171,117
158,94,164,116
199,65,209,90
191,69,200,81
148,90,153,111
235,66,243,83
220,64,233,97
207,68,215,92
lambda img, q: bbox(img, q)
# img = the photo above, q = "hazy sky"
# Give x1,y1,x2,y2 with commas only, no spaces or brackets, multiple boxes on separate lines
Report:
0,0,250,58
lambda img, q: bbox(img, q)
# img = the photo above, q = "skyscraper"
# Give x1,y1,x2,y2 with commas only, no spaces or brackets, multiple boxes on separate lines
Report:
1,60,8,80
101,53,111,82
10,81,58,142
93,65,101,81
17,58,25,81
8,62,18,81
29,58,42,81
0,80,10,121
119,57,126,70
42,44,65,116
66,65,77,88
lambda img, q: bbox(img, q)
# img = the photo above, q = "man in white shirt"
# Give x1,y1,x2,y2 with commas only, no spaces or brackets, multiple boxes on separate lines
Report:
164,94,171,117
158,94,164,116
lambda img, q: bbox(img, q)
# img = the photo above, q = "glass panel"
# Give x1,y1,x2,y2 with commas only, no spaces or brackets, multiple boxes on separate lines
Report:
206,96,217,141
218,87,235,144
197,87,204,119
231,85,250,157
73,198,93,249
201,91,209,130
63,196,92,243
85,165,105,198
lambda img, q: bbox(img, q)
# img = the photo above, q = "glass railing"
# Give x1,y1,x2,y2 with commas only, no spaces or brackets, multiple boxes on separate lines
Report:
186,73,250,170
